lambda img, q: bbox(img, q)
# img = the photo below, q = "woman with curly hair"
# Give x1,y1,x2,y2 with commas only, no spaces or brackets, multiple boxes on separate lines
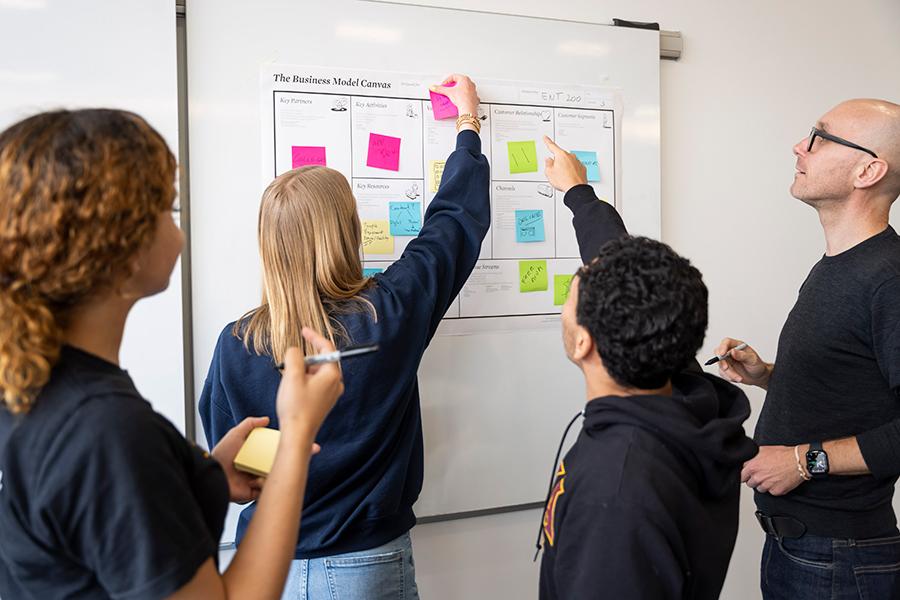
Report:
0,109,344,599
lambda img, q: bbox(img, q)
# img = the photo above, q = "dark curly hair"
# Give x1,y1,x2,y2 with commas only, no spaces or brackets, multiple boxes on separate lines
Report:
576,236,708,389
0,109,176,413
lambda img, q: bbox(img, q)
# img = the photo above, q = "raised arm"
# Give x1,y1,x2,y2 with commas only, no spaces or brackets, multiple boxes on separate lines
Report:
380,74,490,337
543,136,627,263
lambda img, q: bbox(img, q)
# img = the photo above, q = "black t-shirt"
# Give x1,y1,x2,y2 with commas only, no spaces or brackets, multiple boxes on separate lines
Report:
0,346,229,599
755,226,900,538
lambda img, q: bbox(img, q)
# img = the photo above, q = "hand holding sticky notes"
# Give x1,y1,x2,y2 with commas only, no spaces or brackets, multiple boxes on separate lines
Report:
292,146,327,168
519,260,548,293
429,81,458,120
515,209,545,243
367,133,401,171
234,427,281,477
572,150,600,181
362,220,394,254
508,140,538,174
389,202,422,236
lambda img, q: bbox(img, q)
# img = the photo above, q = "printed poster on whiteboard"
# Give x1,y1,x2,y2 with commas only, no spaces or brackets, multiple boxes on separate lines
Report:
260,65,622,329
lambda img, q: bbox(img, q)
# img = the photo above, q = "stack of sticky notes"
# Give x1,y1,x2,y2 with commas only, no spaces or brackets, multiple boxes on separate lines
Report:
234,427,281,477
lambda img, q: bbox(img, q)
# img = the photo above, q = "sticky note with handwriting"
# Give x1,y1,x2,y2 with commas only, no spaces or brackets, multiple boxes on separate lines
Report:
389,202,422,236
572,150,600,181
554,274,575,306
429,81,458,120
519,260,548,293
515,209,545,243
362,220,394,255
508,140,538,174
291,146,327,168
367,133,401,171
430,160,446,193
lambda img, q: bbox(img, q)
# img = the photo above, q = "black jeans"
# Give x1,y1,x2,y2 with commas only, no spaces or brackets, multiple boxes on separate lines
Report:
761,531,900,600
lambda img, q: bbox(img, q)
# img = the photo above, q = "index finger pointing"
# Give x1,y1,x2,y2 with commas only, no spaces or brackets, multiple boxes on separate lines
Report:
543,135,567,157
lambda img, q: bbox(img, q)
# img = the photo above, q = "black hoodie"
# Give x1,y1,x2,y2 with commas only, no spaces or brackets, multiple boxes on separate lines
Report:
538,186,758,599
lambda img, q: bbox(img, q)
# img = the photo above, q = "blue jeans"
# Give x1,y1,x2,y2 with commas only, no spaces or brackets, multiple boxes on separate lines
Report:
280,533,419,600
761,531,900,600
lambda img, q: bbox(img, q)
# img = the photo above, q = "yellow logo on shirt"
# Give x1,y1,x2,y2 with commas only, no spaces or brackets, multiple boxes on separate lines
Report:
543,461,566,547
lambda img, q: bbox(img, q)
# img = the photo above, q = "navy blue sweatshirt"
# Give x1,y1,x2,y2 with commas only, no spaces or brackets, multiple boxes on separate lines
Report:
199,131,490,558
539,185,757,599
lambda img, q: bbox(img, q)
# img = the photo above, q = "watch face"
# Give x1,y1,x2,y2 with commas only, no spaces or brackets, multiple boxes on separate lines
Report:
807,450,828,474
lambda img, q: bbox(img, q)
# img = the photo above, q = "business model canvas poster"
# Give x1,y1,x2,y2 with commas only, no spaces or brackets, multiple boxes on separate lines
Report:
261,65,619,320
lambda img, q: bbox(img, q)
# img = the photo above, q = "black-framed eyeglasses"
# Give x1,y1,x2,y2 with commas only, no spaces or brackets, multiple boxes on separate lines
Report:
807,127,878,159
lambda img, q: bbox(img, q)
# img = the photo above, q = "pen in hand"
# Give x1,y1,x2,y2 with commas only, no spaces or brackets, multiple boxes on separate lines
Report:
275,344,379,371
704,342,748,366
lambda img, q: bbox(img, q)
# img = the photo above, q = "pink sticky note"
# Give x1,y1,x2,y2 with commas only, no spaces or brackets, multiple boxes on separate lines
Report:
366,133,401,171
429,81,458,120
291,146,327,168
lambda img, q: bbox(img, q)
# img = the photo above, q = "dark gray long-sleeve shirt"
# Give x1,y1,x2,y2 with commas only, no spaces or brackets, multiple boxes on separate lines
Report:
755,225,900,538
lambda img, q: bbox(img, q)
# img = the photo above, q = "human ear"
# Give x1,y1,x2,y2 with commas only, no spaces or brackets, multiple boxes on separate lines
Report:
855,158,889,190
571,326,594,362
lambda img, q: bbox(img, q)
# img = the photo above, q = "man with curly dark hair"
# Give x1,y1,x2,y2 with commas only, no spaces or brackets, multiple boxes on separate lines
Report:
535,136,757,600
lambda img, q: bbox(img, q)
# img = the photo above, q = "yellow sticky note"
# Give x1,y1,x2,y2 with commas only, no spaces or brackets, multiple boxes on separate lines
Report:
430,160,446,193
234,427,280,477
362,220,394,255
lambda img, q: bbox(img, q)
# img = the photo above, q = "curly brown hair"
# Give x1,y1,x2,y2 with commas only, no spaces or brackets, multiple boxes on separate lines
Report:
0,109,176,413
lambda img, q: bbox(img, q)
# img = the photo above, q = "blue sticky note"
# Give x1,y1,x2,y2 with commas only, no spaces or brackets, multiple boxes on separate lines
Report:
389,202,422,236
363,267,383,277
572,150,600,182
515,209,545,243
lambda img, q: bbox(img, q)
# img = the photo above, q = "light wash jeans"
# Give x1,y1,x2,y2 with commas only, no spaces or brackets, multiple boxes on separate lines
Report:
280,533,420,600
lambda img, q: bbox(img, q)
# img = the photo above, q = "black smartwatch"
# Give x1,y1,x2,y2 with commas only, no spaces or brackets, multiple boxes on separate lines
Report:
806,442,829,479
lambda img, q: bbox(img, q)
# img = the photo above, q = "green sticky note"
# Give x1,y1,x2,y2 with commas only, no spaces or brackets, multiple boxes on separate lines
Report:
519,260,548,293
508,140,538,174
554,274,574,305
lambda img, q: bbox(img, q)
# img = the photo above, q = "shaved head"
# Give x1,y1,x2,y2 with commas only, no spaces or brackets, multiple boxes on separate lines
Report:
824,99,900,198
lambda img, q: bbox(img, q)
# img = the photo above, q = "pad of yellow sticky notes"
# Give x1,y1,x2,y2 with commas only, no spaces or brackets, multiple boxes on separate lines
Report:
234,427,280,477
362,220,394,255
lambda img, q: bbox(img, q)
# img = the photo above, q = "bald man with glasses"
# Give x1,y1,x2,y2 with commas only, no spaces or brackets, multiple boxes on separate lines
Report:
716,99,900,599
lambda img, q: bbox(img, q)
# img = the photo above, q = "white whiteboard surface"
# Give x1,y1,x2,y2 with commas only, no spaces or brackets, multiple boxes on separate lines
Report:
187,0,658,521
0,0,185,431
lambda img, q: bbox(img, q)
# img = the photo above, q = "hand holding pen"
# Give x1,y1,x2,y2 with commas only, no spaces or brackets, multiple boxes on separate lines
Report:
275,344,379,371
711,338,773,390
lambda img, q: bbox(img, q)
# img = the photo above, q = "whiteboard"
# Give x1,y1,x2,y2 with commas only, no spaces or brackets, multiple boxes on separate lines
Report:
0,0,185,432
187,0,659,521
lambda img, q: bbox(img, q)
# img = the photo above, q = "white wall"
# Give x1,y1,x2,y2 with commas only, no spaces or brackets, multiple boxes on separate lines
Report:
0,0,185,431
370,1,900,599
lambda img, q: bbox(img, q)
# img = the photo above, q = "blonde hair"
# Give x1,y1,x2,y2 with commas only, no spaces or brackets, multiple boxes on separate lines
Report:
236,166,375,362
0,109,177,413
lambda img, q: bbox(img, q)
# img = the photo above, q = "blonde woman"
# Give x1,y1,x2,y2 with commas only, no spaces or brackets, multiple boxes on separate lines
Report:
199,74,489,599
0,109,343,599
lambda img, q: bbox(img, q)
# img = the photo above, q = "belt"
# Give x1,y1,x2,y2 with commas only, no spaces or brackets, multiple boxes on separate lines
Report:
755,511,807,539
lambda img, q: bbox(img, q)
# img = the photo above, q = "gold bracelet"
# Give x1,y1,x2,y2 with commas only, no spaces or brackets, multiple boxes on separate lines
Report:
456,113,481,134
794,445,811,481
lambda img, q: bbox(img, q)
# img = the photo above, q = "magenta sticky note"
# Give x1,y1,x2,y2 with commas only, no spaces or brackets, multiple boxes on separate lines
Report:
429,81,458,120
291,146,327,168
366,133,401,171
